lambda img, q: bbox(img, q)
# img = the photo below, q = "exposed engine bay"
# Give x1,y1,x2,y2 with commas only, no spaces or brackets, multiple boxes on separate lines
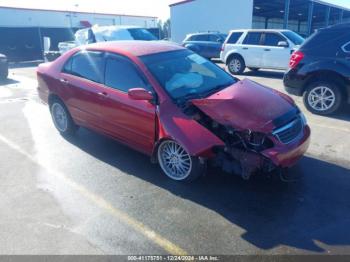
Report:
183,104,278,180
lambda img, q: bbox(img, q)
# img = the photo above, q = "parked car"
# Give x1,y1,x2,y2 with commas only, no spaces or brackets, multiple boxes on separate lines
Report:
284,23,350,115
182,32,227,59
44,25,158,61
0,53,8,81
220,29,305,74
37,41,310,182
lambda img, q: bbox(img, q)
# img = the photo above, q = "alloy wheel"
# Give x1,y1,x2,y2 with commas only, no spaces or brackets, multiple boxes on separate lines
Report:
307,86,336,112
51,103,68,132
229,58,241,73
158,141,192,181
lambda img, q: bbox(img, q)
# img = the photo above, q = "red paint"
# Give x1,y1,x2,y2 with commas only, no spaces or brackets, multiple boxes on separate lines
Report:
37,41,310,171
192,79,294,133
262,126,311,167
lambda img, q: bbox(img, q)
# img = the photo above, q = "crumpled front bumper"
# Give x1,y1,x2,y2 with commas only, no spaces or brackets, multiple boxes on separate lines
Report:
262,125,311,168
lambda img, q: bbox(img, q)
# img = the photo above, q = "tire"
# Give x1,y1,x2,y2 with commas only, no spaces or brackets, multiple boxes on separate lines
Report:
227,55,246,75
157,140,206,182
303,81,343,115
50,99,79,136
248,67,259,72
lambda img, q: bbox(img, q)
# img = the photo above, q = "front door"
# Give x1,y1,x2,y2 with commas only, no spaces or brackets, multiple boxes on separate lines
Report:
240,32,265,68
99,54,156,154
261,33,292,70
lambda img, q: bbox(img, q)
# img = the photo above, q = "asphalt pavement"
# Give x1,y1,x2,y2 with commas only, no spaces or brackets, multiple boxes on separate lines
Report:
0,64,349,255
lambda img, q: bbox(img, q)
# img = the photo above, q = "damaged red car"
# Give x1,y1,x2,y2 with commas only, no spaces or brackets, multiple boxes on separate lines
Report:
37,41,310,182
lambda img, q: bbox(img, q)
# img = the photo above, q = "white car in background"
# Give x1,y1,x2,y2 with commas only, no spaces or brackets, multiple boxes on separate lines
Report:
220,29,305,74
44,25,157,61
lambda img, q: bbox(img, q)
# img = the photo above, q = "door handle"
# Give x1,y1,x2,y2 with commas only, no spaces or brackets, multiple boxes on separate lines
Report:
97,92,108,97
59,78,69,85
264,49,271,51
243,47,249,50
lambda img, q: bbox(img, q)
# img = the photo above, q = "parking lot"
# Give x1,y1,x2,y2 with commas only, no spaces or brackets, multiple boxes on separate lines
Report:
0,63,349,255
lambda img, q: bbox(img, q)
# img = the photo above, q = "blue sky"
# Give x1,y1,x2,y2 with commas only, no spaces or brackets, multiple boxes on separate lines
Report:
0,0,349,21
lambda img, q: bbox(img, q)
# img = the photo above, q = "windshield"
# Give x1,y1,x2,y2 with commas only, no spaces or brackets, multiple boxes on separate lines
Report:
282,31,305,45
127,28,157,41
141,50,236,103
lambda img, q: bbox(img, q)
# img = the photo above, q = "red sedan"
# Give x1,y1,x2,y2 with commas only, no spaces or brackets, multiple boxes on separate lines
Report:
37,41,310,182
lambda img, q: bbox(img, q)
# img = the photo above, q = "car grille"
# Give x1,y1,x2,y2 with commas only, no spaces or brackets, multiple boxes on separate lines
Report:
273,117,303,144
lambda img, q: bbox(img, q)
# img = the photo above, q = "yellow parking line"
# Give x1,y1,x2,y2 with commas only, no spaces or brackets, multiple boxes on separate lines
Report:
0,134,187,256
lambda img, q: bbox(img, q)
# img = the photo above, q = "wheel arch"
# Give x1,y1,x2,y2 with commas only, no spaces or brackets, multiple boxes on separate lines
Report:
225,52,245,65
303,70,348,100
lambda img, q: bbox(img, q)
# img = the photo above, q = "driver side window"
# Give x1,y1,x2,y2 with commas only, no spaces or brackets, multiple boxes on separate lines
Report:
104,56,148,92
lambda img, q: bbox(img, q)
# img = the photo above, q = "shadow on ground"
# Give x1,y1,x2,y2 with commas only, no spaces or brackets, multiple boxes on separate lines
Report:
65,128,350,253
0,78,20,86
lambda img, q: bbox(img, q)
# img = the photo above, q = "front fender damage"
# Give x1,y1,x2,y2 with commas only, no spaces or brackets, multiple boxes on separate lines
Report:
153,101,224,159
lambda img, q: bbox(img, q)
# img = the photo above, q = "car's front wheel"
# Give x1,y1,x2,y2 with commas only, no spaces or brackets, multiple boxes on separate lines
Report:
227,56,245,75
157,140,205,182
50,99,79,136
303,81,342,115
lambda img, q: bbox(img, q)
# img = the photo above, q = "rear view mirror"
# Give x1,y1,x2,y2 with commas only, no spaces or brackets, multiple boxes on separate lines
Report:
128,88,154,101
278,41,289,47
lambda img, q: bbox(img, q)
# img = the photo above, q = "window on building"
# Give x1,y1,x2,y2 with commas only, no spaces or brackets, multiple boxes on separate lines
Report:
264,33,286,46
65,51,104,83
243,32,263,45
227,32,243,44
105,56,147,92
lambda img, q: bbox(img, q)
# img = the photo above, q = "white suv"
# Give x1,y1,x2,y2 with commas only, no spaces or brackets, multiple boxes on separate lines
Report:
220,29,304,74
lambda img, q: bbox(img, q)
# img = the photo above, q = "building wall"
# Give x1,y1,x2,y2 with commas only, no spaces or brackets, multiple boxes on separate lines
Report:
170,0,253,43
0,7,157,28
0,7,157,61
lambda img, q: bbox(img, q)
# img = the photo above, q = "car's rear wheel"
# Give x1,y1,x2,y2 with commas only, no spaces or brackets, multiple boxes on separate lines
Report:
303,81,342,115
227,56,245,75
50,99,78,136
157,140,205,182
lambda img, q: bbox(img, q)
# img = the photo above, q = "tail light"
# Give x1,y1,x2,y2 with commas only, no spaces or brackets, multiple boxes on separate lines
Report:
221,43,226,52
289,51,304,69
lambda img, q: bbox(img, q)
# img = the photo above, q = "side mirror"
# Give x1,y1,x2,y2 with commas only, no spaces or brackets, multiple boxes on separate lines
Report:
278,41,289,47
128,88,154,101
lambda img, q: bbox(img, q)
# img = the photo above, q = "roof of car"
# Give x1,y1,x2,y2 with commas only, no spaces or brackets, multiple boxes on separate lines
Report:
187,32,225,36
229,29,291,33
84,41,184,57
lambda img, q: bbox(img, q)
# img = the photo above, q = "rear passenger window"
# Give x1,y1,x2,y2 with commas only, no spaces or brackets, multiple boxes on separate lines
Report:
227,32,243,44
264,33,286,46
66,51,104,83
208,35,220,42
105,57,147,92
193,35,208,41
243,32,262,45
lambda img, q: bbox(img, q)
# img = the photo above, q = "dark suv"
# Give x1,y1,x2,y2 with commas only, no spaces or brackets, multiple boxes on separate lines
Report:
0,53,8,81
182,32,227,59
284,23,350,115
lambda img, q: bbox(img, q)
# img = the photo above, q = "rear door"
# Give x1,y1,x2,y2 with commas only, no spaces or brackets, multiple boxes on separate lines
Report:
185,34,210,58
241,32,264,68
60,51,106,129
99,54,156,154
261,32,292,69
207,34,224,58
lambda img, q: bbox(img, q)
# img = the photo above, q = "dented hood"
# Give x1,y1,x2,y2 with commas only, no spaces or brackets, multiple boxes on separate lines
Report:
191,79,295,133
